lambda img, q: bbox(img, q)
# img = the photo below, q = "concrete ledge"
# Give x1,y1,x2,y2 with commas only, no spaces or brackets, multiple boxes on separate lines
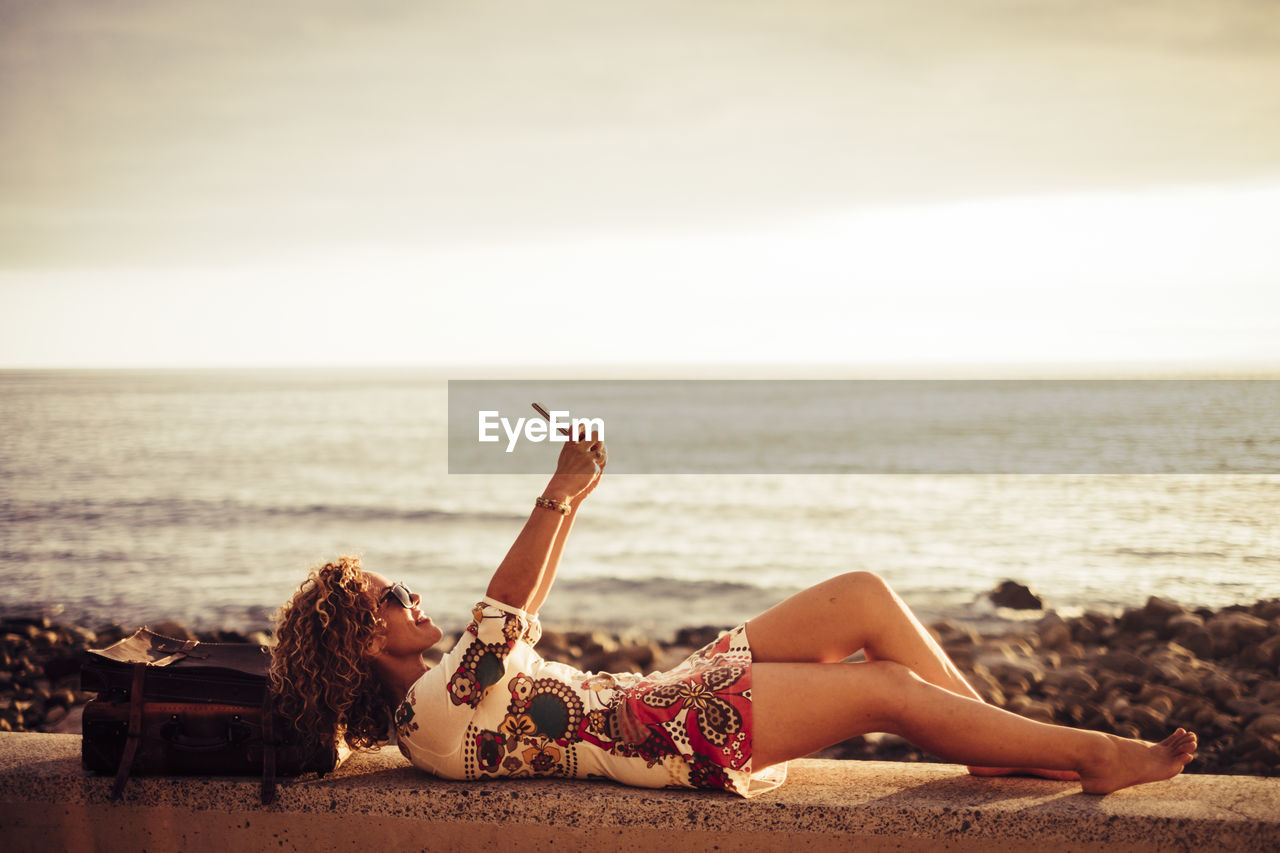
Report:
1,733,1277,852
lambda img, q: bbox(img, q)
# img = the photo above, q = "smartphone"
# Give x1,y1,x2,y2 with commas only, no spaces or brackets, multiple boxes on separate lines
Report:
531,402,573,437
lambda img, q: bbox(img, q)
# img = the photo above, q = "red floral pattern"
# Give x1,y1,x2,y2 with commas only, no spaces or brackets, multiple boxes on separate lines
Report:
396,599,784,797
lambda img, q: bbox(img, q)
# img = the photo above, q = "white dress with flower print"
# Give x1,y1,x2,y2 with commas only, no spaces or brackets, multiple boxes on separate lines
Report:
394,597,786,797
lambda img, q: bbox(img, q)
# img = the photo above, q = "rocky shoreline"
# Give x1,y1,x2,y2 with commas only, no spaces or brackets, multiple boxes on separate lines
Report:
4,595,1277,777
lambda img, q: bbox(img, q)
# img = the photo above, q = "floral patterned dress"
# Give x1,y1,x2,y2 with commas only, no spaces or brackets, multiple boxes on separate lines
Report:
394,596,787,797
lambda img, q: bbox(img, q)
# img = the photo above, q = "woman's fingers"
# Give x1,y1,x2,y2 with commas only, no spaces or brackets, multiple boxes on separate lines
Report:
570,427,606,464
554,428,606,483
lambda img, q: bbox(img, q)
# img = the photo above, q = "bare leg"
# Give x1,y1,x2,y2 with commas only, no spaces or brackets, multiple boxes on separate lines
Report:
746,572,979,694
750,661,1197,794
744,572,1073,778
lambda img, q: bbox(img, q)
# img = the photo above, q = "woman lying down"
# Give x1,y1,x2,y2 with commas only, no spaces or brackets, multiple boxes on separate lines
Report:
270,430,1196,797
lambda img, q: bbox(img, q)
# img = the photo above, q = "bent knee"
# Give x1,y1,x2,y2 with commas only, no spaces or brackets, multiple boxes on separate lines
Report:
864,659,919,683
835,570,894,599
862,660,931,718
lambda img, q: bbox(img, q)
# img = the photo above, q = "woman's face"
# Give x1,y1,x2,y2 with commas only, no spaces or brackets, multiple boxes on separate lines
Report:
364,570,444,655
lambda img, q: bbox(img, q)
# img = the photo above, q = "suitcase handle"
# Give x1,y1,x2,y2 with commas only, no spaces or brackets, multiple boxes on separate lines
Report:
160,715,253,752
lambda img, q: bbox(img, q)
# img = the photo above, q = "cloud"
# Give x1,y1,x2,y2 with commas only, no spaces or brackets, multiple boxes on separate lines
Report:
2,0,1280,268
3,182,1276,368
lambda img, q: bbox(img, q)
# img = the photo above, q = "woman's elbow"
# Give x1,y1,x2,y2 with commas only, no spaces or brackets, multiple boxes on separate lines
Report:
484,581,532,611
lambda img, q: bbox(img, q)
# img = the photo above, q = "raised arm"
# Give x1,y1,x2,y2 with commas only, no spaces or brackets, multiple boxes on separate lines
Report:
485,430,604,613
525,452,604,614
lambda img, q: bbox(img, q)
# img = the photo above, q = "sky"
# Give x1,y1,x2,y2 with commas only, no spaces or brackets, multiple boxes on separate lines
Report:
2,0,1279,370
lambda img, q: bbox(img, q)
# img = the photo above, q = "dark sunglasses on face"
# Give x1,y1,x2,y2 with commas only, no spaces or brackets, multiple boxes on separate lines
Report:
379,582,415,609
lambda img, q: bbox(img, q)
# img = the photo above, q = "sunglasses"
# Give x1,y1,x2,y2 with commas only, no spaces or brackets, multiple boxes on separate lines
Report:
379,582,416,609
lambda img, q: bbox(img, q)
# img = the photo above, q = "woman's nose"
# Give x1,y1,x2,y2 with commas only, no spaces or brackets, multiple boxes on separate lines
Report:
411,591,421,605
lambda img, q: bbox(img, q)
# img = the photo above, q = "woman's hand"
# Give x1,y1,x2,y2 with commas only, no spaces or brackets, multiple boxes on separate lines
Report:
569,455,605,507
543,428,606,505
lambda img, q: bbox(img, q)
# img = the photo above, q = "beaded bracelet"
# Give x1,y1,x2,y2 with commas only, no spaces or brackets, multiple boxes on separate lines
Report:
535,496,572,516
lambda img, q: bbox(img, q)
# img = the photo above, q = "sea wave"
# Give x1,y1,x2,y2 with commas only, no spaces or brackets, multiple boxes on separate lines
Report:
557,575,786,597
0,498,524,527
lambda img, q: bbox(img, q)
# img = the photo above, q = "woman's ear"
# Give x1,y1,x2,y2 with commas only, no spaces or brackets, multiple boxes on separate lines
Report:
364,630,387,659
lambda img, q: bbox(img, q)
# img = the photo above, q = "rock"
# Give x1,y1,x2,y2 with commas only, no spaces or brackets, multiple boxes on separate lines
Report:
965,666,1005,705
1127,704,1169,737
1211,713,1237,735
988,580,1043,610
1252,734,1280,765
930,619,980,645
1234,732,1280,765
1166,612,1205,636
1252,600,1280,621
1143,596,1185,632
1249,633,1280,669
1059,641,1087,661
1005,695,1056,723
1192,704,1218,728
51,704,83,735
1039,666,1098,697
536,630,571,659
1142,693,1175,719
94,624,128,645
1207,611,1269,657
1144,659,1187,686
1112,722,1141,739
1225,697,1265,721
1095,650,1147,677
1095,666,1139,688
1071,612,1111,645
148,620,196,641
203,629,249,643
246,631,273,647
1178,628,1215,660
1036,612,1071,650
608,642,658,673
974,652,1044,689
1084,707,1116,731
1119,606,1146,633
1201,672,1242,704
1246,714,1280,738
1170,670,1204,694
66,625,97,645
674,626,726,648
42,654,80,683
31,630,60,651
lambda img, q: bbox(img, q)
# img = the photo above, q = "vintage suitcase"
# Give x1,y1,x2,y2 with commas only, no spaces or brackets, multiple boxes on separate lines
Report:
81,628,336,804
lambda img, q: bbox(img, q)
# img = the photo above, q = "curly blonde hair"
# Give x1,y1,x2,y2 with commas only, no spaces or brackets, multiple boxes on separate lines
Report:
270,555,392,751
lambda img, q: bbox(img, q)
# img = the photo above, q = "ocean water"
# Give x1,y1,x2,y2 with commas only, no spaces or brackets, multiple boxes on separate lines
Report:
1,369,1276,638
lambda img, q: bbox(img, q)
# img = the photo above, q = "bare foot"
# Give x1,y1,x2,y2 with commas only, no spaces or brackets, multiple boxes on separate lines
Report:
967,765,1081,782
1078,728,1197,795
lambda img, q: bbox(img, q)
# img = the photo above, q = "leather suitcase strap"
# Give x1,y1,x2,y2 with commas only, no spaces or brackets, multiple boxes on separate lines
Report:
261,693,277,805
110,662,147,801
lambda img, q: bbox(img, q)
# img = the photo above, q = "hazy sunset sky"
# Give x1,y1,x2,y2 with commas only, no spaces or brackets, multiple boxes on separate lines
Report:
2,0,1278,369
